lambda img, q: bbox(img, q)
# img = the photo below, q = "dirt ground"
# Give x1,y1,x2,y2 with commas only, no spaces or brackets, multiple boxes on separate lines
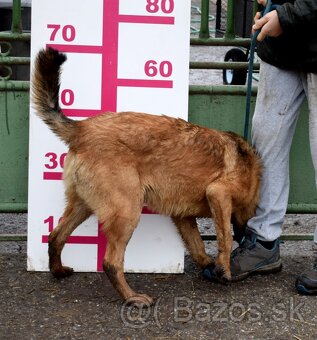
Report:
1,2,317,340
0,214,316,340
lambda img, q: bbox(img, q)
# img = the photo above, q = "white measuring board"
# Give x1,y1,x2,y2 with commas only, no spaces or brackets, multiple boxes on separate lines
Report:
28,0,191,273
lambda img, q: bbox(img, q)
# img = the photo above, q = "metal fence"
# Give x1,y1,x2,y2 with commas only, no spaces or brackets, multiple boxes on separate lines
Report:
0,0,314,242
1,0,259,86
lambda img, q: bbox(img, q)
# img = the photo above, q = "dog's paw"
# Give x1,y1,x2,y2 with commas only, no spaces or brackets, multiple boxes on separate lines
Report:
214,265,231,285
203,263,231,285
51,265,74,278
202,263,216,281
124,294,154,308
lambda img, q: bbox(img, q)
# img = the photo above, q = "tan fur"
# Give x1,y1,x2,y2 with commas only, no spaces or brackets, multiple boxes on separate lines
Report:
33,48,262,307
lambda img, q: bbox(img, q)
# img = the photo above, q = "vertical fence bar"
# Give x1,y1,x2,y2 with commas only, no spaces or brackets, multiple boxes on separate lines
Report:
215,0,222,34
199,0,210,39
11,0,22,33
225,0,235,39
253,0,259,17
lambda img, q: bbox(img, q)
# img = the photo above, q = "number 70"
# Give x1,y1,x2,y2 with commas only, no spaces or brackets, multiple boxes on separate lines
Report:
47,24,76,42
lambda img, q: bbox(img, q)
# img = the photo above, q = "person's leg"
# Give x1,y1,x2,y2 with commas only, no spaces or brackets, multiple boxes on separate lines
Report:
248,62,306,241
296,73,317,295
230,62,306,281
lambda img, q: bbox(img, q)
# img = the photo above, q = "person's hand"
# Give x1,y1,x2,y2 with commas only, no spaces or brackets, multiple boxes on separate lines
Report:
257,0,267,6
252,10,283,41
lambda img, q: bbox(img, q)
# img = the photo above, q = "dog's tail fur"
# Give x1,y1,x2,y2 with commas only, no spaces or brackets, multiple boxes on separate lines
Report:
32,47,77,145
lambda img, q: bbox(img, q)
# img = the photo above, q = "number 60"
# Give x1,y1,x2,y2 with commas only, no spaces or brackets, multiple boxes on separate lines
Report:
144,60,173,78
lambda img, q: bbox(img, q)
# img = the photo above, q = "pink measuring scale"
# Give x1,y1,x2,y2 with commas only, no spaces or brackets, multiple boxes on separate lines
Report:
40,0,178,270
47,0,175,117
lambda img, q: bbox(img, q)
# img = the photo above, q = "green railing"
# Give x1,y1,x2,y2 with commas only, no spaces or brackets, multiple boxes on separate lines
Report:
0,0,30,68
189,0,259,78
0,0,314,242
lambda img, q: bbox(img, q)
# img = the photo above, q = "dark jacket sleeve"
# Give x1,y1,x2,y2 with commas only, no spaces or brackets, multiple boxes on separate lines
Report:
256,0,317,72
276,0,317,34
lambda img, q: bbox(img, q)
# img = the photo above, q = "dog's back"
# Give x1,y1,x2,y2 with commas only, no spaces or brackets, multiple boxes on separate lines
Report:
64,111,261,220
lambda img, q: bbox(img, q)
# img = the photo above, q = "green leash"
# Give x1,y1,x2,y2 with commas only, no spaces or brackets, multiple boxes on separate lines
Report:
244,0,273,140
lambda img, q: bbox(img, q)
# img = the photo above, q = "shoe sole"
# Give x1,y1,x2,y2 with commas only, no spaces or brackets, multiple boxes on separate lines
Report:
295,277,317,295
231,259,283,282
296,284,317,295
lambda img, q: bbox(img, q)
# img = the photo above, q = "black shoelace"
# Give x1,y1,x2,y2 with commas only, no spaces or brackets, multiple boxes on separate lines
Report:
231,236,256,258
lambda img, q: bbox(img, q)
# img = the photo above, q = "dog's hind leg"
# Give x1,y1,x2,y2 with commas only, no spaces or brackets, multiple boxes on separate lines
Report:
99,200,153,307
49,188,92,277
206,182,233,283
172,216,213,268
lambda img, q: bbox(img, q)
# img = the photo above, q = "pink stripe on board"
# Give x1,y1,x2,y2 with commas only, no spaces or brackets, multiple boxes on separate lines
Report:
44,215,156,268
46,44,103,54
42,223,107,272
117,78,173,88
118,15,175,25
97,222,107,272
142,206,158,214
101,0,119,112
62,108,106,118
43,172,63,180
42,235,99,244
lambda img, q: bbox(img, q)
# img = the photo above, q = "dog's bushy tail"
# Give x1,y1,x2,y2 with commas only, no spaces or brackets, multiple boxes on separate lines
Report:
32,47,77,145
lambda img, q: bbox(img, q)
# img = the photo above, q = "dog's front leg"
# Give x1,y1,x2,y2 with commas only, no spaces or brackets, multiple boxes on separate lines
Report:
172,216,214,268
206,183,233,283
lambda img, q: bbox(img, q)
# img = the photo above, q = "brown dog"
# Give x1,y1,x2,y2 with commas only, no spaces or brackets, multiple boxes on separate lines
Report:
32,47,261,306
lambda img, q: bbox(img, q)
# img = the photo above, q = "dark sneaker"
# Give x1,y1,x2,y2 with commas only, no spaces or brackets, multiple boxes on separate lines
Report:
295,259,317,295
230,230,282,282
202,230,282,283
295,241,317,295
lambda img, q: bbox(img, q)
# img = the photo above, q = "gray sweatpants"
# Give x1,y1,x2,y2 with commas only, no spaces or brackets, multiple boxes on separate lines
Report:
248,61,317,242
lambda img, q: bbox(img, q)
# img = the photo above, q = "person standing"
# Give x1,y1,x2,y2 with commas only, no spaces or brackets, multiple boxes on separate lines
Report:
229,0,317,295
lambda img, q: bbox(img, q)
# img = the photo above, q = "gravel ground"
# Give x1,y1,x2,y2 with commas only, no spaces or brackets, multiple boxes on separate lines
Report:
0,214,316,339
190,0,228,86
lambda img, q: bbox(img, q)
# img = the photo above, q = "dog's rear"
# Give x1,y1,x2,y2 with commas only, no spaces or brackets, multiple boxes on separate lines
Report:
32,48,262,306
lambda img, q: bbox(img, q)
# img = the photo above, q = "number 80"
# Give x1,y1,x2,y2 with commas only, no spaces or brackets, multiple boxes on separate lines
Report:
146,0,174,14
